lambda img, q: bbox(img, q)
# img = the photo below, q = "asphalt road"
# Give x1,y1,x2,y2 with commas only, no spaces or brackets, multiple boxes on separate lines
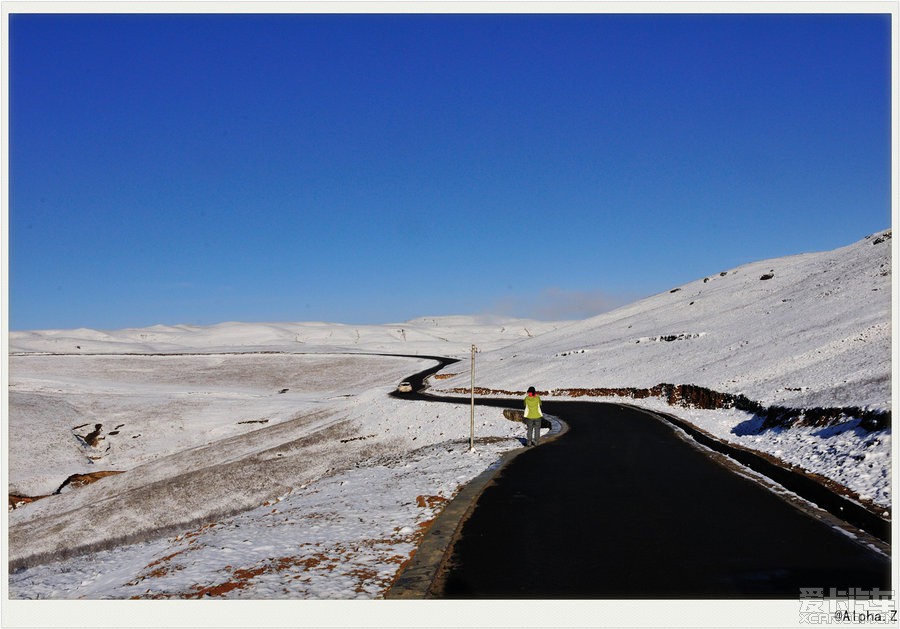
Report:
387,357,890,599
428,400,890,599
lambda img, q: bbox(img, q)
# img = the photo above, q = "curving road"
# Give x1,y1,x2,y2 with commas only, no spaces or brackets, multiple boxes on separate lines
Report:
389,358,891,599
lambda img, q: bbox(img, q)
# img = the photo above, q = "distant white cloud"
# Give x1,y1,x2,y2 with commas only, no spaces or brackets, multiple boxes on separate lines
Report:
486,286,642,322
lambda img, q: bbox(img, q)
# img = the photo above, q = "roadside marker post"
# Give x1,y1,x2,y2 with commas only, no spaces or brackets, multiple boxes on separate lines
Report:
469,344,477,453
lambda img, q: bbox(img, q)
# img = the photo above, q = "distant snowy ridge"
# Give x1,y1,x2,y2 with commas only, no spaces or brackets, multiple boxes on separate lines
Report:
9,315,569,357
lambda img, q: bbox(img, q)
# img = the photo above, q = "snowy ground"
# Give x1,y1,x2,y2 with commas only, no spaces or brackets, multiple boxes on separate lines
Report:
9,388,525,600
6,351,533,601
3,231,894,611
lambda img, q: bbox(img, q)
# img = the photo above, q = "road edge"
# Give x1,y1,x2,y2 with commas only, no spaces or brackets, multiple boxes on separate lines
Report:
624,403,892,556
384,414,568,599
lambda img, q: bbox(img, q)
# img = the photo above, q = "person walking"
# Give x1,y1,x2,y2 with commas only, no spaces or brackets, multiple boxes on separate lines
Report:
524,386,543,447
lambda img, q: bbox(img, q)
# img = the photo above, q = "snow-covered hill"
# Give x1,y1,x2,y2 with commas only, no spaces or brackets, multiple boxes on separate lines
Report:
437,230,892,412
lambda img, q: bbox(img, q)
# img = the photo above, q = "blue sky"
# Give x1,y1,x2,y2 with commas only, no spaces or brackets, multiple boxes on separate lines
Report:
7,11,893,330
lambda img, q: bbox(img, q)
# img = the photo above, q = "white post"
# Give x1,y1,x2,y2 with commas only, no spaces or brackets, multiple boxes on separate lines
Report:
469,344,476,452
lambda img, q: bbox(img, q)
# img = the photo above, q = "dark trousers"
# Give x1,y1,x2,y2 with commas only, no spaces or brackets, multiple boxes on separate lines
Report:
526,418,542,445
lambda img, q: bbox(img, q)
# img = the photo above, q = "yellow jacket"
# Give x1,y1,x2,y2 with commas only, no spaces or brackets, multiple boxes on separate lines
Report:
524,394,543,419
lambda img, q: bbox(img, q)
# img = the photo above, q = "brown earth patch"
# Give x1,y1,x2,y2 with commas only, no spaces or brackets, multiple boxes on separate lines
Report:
146,550,187,570
416,494,449,510
11,470,127,509
55,470,125,493
189,566,264,598
125,548,195,587
180,547,398,599
178,522,219,543
348,567,381,593
184,555,320,598
8,494,50,510
130,493,458,599
414,497,450,535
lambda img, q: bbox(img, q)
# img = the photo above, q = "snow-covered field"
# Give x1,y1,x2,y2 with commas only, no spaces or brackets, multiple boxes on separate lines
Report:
8,363,528,599
3,231,894,609
5,318,573,610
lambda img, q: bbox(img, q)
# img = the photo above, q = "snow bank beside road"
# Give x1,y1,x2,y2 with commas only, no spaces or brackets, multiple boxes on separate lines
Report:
620,397,891,511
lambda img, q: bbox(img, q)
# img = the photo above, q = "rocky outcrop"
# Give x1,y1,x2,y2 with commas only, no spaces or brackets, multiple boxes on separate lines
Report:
757,405,888,431
54,470,125,495
8,470,125,511
8,494,49,511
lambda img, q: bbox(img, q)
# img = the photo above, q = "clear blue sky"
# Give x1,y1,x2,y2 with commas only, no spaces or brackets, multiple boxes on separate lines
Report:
7,11,893,330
